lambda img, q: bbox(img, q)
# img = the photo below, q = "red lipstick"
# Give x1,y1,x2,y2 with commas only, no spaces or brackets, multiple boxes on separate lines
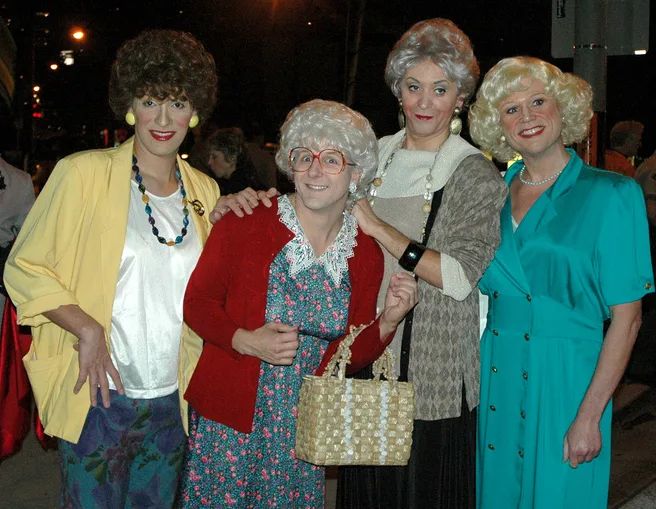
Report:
149,130,175,141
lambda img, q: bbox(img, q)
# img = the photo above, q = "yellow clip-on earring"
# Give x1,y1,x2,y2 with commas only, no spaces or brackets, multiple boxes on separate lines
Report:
188,115,199,129
125,111,136,126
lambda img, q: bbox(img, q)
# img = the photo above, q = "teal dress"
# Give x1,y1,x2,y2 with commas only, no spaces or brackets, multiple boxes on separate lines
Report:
477,151,654,508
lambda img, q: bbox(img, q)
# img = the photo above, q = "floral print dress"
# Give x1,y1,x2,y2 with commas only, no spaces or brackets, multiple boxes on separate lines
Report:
180,195,356,508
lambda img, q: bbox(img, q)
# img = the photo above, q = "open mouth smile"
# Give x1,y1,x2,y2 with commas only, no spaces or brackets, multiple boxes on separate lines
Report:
519,126,545,138
305,184,328,191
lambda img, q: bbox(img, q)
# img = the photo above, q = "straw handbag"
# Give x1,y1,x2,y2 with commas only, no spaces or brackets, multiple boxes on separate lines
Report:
295,324,414,466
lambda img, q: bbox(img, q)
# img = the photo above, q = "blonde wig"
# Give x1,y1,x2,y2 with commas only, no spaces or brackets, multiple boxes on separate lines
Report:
469,56,593,162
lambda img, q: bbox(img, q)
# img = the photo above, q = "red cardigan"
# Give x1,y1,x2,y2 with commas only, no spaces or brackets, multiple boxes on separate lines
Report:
183,197,392,433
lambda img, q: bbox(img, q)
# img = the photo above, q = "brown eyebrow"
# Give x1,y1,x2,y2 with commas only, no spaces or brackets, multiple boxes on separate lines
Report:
405,77,450,86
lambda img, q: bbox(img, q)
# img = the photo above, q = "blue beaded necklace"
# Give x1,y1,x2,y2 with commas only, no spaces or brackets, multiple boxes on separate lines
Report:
132,154,190,246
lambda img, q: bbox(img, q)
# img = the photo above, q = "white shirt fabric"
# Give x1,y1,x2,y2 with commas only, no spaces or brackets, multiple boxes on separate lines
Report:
108,179,200,399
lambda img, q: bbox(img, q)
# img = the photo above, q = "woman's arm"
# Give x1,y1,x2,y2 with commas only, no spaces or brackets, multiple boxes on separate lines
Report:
4,160,87,325
316,232,418,375
183,219,248,357
209,187,278,222
378,272,419,339
332,272,417,374
184,210,301,365
563,300,642,468
231,323,299,365
353,199,444,287
353,156,507,298
4,158,126,408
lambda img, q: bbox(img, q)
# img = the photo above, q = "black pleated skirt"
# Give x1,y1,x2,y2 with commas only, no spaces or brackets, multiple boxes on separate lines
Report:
336,389,476,509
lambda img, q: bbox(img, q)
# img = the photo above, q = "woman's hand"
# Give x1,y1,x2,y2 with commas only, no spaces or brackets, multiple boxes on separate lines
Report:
44,304,124,408
352,198,384,237
210,187,278,223
232,322,299,365
379,272,419,339
563,415,602,468
73,321,124,408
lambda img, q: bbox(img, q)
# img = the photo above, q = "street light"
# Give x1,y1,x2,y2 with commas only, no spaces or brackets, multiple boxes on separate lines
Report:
69,27,86,42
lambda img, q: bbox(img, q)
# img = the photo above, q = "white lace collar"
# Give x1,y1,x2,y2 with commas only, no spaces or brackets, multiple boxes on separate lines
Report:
277,194,357,288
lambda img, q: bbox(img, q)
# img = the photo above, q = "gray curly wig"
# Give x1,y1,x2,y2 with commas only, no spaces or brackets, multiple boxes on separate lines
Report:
275,99,378,195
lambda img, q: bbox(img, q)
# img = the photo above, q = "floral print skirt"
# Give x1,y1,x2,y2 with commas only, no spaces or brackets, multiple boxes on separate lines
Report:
58,389,185,509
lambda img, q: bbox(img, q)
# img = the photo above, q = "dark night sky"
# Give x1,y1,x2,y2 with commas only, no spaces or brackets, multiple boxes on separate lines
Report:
3,0,655,159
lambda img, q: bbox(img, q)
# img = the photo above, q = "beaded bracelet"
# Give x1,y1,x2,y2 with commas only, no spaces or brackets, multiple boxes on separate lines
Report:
398,241,426,272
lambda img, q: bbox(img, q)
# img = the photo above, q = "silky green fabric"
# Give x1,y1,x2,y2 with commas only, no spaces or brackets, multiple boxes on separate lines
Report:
477,150,654,509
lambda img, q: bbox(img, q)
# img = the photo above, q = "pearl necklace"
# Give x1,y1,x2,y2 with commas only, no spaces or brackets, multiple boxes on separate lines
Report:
368,136,443,240
133,155,190,246
518,164,563,186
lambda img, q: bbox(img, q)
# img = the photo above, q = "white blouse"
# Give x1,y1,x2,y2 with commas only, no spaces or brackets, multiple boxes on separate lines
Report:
108,179,200,399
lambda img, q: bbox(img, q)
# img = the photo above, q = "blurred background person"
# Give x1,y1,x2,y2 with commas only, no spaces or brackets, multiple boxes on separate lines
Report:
4,29,219,508
0,154,34,314
636,147,656,225
205,127,267,194
469,56,652,509
0,153,35,461
604,120,644,177
178,99,418,508
243,121,280,190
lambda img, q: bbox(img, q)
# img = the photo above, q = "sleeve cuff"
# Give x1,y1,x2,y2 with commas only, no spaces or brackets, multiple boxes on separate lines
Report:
15,290,79,327
440,253,473,301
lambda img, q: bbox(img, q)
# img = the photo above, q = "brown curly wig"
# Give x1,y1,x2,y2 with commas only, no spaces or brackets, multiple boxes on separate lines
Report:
108,29,217,122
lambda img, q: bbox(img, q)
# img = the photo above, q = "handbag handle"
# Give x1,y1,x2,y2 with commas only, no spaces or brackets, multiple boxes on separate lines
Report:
323,323,397,382
371,349,395,381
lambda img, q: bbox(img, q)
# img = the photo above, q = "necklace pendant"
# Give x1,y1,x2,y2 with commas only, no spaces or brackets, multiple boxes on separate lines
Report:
372,177,383,187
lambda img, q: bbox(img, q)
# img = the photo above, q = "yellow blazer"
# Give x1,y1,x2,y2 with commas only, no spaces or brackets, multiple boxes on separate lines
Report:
4,138,220,443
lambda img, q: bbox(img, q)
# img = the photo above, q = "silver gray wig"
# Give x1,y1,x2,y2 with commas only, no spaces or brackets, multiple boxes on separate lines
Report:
275,99,378,195
385,18,480,102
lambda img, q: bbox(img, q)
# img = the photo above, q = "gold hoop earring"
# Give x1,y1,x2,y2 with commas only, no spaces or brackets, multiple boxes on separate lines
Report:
449,107,462,135
125,111,136,126
188,115,199,129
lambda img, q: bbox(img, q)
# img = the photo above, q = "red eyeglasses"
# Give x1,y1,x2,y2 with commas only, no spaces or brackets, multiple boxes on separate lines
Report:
288,147,356,174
